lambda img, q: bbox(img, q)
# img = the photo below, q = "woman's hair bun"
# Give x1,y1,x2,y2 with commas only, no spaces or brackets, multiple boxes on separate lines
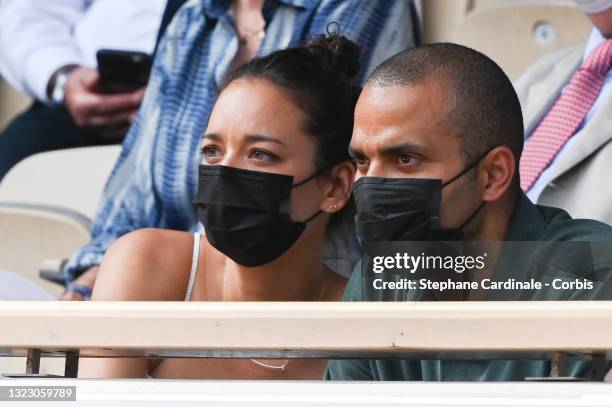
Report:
304,24,361,82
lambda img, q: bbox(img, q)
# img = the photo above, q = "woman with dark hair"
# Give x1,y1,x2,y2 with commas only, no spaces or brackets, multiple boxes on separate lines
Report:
79,32,361,379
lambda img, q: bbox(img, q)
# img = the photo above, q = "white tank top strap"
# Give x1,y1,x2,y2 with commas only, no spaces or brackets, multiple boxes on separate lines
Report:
185,232,202,302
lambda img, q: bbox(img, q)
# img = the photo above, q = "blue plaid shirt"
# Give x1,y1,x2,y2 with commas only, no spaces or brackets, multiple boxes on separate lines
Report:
64,0,419,281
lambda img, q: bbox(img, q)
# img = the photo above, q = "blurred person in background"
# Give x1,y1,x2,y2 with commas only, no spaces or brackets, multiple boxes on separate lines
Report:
517,0,612,224
59,0,420,300
0,0,167,180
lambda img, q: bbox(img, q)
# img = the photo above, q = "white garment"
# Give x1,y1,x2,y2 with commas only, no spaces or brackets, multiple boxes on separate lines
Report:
526,28,612,203
574,0,612,14
0,270,54,300
185,232,202,302
0,0,166,101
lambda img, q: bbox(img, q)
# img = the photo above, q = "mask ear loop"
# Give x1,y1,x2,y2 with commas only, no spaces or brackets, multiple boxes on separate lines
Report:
292,163,337,188
291,163,339,224
441,146,498,188
441,146,499,231
303,210,323,224
292,163,339,223
456,201,486,230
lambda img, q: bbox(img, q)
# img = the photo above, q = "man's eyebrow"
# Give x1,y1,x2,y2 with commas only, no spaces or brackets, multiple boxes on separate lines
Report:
244,134,287,146
379,141,428,156
348,145,365,158
349,142,428,158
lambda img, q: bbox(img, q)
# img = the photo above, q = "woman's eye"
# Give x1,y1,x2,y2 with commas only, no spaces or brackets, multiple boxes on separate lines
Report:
249,149,277,162
202,146,222,160
399,153,419,166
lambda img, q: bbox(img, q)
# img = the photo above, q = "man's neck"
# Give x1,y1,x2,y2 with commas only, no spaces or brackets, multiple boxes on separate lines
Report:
464,189,519,241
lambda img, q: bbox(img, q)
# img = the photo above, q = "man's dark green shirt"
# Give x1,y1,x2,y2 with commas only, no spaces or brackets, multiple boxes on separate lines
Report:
325,193,612,381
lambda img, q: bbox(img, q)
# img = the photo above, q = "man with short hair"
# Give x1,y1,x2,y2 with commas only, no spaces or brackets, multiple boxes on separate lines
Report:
325,43,612,381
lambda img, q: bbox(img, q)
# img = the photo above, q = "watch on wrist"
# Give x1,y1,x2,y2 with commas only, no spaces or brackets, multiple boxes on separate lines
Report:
48,65,79,105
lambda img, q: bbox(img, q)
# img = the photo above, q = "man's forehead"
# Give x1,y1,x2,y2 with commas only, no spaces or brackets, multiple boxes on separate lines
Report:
351,127,413,148
352,83,450,150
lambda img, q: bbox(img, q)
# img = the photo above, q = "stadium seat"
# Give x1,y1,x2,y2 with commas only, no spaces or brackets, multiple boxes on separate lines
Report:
0,82,120,288
421,0,592,79
0,78,30,132
0,202,90,296
0,145,120,220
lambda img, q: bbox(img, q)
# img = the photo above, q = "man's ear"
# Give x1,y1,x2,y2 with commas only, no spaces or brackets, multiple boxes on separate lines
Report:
480,146,516,202
320,161,356,213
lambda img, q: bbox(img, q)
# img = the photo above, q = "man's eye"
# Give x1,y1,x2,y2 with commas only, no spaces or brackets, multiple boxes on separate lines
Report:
399,153,418,165
354,157,368,167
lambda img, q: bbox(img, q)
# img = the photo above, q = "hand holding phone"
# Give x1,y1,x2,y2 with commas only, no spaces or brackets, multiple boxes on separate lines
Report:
63,66,145,140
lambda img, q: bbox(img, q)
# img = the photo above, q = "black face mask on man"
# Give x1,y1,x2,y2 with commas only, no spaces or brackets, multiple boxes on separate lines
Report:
194,165,325,267
352,149,493,243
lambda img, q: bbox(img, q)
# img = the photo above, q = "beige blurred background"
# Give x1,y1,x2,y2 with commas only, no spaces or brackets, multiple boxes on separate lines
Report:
0,0,593,133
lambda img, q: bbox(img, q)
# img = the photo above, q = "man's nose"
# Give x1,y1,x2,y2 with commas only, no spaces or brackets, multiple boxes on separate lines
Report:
367,160,386,177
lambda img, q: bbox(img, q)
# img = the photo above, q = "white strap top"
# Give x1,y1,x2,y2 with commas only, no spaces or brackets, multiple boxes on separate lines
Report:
185,232,202,301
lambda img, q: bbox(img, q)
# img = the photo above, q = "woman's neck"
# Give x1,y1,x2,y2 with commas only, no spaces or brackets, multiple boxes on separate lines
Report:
231,0,266,67
219,229,328,301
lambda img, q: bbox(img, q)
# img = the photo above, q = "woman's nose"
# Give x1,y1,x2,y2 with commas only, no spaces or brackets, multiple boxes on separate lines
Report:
219,151,248,170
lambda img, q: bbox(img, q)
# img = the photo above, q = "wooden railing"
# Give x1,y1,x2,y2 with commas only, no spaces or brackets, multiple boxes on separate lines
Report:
0,301,610,380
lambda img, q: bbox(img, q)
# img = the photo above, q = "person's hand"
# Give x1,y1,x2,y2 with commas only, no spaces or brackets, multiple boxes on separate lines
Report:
63,67,145,140
59,266,99,301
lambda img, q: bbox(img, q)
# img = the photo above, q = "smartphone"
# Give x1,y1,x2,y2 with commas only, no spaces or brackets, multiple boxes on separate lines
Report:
96,49,153,93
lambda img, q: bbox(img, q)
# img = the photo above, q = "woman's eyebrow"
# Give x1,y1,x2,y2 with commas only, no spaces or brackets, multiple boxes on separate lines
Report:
244,134,287,146
202,133,221,141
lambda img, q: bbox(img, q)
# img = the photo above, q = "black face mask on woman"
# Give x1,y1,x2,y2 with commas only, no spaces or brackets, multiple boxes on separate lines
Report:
194,165,325,267
352,150,493,243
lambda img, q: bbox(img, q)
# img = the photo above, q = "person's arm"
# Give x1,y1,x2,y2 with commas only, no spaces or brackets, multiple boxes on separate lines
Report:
0,0,87,101
0,0,144,137
61,78,162,283
61,4,195,289
307,0,420,85
77,229,192,378
76,234,153,378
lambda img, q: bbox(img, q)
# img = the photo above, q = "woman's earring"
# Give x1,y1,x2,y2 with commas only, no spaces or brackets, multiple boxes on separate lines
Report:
327,204,337,213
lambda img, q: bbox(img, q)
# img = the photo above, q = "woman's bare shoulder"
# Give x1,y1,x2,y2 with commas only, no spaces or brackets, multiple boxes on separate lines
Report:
93,228,197,301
